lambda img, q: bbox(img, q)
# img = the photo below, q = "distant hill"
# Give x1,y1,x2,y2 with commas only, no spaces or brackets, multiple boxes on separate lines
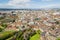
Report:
0,8,60,11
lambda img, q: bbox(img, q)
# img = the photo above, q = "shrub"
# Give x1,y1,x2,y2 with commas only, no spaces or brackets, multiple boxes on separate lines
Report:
0,30,17,40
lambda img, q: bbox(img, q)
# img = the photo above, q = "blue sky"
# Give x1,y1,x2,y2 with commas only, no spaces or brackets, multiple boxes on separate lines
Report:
0,0,60,9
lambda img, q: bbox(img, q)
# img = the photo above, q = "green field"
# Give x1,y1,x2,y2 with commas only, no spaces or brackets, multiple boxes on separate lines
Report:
56,37,60,40
30,33,40,40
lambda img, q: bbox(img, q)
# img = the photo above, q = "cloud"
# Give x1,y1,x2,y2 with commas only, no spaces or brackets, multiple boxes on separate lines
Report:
41,0,53,1
39,4,60,8
0,0,60,9
10,0,31,3
0,0,32,8
8,0,31,5
0,3,60,9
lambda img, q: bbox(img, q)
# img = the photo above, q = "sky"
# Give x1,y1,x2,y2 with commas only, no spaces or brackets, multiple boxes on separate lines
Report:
0,0,60,9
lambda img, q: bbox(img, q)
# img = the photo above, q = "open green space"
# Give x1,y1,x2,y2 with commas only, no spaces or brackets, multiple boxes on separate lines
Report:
30,33,40,40
56,37,60,40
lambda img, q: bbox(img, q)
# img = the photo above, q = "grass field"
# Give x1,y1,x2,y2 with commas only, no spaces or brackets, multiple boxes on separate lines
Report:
30,33,40,40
